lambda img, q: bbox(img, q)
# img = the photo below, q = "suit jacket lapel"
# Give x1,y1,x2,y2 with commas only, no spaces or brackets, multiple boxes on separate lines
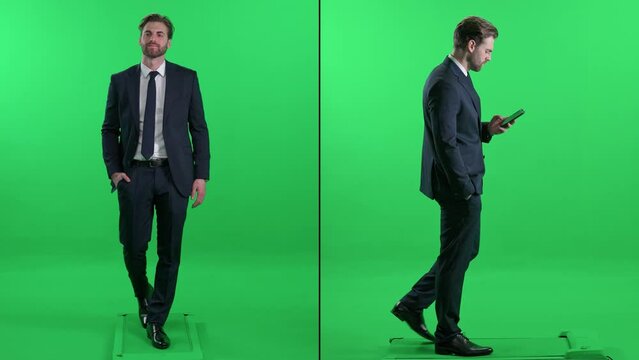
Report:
126,65,141,138
163,61,176,129
467,74,481,119
466,75,482,131
455,71,480,116
444,57,480,116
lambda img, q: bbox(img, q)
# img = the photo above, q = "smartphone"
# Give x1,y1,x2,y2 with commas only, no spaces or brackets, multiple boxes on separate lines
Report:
501,109,525,127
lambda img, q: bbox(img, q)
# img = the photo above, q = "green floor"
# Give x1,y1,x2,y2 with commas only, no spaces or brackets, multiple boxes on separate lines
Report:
114,313,202,359
384,334,605,359
0,253,317,360
321,260,635,360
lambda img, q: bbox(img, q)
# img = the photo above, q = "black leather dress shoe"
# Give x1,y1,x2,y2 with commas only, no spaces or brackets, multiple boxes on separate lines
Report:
435,333,493,356
391,302,435,341
146,323,170,349
137,285,154,328
137,297,149,328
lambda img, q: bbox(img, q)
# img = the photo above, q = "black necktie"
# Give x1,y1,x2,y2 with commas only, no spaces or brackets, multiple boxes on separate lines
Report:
142,71,159,160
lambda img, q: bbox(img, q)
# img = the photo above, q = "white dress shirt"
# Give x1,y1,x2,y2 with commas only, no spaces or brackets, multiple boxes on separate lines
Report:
134,61,167,160
448,54,468,77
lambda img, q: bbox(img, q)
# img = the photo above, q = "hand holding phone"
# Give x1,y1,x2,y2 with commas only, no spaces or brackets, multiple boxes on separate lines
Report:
501,109,525,127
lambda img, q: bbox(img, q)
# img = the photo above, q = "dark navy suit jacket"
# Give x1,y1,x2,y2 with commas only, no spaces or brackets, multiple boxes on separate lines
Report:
420,57,492,200
102,61,210,198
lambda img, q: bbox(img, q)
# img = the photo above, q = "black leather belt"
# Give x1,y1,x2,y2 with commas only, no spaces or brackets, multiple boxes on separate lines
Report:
132,158,169,168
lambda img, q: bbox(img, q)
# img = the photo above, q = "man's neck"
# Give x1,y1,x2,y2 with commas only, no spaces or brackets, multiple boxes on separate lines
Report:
142,56,165,71
450,50,470,73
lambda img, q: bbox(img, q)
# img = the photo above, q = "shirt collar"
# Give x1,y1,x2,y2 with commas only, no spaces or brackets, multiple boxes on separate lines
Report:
140,61,166,78
447,54,468,77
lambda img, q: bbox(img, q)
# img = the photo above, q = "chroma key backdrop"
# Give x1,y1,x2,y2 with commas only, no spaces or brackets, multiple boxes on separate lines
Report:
0,1,318,359
321,1,638,360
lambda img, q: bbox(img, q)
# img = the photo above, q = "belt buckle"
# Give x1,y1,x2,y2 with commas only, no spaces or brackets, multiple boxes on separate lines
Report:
149,159,162,168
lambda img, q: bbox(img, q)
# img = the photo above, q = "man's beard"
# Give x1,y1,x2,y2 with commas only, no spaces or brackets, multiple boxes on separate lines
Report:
142,43,167,58
470,60,483,72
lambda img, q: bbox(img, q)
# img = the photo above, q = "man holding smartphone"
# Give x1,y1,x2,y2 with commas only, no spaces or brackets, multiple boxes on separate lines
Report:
391,16,515,356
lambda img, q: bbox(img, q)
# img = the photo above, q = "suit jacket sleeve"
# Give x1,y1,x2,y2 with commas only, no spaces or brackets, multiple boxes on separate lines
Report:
101,75,124,181
480,122,493,143
428,81,475,198
188,72,211,180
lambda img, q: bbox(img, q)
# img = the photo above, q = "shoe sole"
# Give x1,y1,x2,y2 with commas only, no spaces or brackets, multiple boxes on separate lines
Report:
435,348,454,355
390,308,404,321
391,308,436,342
435,347,492,356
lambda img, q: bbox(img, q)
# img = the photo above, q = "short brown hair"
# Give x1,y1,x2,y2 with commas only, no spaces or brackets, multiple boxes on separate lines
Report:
139,14,174,39
453,16,498,50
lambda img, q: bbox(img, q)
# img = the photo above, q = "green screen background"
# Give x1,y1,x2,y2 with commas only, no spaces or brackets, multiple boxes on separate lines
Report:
321,1,638,360
0,1,318,359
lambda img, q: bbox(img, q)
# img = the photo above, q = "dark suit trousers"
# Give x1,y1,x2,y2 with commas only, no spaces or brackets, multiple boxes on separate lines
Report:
117,164,188,326
401,194,482,342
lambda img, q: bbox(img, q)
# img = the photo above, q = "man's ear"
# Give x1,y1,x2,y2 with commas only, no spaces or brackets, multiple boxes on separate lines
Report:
467,39,476,53
167,39,172,49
